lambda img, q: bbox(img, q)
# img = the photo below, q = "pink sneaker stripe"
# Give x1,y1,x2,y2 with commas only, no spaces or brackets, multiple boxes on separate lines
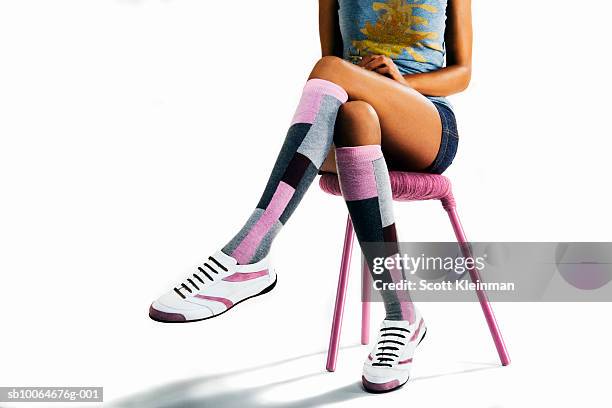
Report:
222,270,269,282
368,354,373,361
410,318,425,342
398,358,413,365
194,295,233,309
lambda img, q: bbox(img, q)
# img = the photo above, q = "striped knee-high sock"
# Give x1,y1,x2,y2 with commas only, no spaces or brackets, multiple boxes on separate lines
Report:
335,145,415,322
223,79,348,265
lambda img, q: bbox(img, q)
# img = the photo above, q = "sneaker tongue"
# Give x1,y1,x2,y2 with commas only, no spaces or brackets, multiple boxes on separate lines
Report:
213,250,238,267
381,319,412,330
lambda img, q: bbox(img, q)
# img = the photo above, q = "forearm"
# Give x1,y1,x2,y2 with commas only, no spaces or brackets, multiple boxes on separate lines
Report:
410,0,473,97
319,0,342,57
402,64,471,97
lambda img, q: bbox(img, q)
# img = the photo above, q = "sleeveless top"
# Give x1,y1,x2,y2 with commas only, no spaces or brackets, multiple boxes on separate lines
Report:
338,0,451,108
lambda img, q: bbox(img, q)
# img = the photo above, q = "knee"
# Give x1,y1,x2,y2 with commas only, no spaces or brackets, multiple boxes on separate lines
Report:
334,101,381,147
339,101,378,125
310,56,348,81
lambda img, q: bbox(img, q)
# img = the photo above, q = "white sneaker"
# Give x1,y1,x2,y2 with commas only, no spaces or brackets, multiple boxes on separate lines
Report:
149,250,277,323
362,310,427,393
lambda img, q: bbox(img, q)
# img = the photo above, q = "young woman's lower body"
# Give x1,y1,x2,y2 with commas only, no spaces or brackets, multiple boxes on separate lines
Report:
149,56,459,393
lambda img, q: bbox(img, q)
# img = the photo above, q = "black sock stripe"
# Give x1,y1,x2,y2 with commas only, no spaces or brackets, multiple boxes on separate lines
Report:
256,123,311,209
280,152,312,189
382,223,398,243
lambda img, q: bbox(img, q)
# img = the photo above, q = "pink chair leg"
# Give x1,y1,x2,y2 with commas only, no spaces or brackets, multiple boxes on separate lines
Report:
444,204,511,366
326,215,355,372
361,259,370,345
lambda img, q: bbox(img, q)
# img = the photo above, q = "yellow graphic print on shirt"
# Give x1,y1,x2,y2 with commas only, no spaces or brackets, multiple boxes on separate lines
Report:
352,0,443,62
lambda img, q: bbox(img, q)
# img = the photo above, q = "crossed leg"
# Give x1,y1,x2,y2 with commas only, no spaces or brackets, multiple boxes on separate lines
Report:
151,56,441,325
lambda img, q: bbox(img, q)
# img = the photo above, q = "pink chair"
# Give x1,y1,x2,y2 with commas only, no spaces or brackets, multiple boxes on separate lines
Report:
319,171,511,372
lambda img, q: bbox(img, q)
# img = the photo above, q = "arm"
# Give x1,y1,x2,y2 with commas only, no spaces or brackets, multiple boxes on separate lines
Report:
319,0,343,57
403,0,472,96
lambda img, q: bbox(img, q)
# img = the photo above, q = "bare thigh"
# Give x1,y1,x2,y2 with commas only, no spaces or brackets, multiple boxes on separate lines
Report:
314,56,442,173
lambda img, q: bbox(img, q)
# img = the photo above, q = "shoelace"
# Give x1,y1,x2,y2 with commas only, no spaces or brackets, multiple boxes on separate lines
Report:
372,327,411,367
174,256,228,299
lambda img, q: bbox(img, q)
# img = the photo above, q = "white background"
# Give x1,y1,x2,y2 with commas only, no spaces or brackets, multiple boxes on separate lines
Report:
1,0,611,407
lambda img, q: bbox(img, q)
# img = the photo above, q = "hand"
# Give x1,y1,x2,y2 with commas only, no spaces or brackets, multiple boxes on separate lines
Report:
359,54,406,84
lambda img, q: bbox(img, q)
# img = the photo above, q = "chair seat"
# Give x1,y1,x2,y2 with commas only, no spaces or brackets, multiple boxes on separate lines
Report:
319,171,453,202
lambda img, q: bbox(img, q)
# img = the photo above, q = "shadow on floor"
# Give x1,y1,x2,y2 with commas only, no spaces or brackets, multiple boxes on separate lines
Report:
411,363,501,383
110,346,501,408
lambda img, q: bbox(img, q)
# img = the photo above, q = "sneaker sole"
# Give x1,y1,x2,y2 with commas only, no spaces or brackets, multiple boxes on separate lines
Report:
362,376,408,393
149,276,278,323
418,327,427,345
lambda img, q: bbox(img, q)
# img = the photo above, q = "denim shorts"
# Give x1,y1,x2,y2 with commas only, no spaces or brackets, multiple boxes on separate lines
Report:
424,101,459,174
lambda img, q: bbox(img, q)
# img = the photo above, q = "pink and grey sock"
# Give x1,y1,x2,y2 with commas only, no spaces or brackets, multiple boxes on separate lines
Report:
222,79,348,264
335,145,415,322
